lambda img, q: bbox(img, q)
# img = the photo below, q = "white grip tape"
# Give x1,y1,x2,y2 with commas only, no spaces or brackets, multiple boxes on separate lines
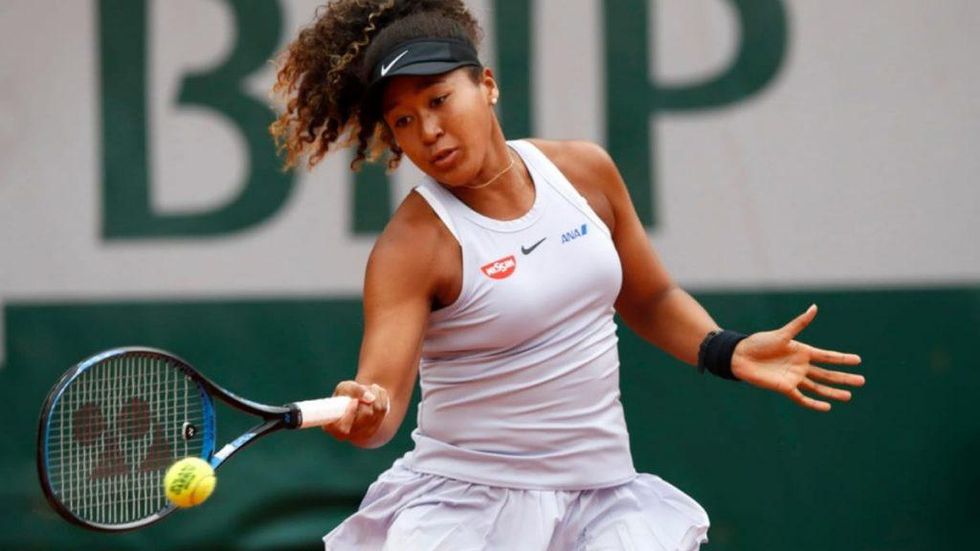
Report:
293,396,353,428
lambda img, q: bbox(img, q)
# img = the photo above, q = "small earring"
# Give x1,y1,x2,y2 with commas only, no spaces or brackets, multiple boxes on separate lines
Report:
491,96,498,105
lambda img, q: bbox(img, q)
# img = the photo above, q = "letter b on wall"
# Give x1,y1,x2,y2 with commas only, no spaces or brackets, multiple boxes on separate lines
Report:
99,0,293,239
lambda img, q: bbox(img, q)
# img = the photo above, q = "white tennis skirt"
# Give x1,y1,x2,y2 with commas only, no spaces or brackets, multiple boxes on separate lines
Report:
323,458,710,550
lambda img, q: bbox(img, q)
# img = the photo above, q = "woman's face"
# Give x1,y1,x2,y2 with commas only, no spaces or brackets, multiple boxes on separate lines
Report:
381,67,499,187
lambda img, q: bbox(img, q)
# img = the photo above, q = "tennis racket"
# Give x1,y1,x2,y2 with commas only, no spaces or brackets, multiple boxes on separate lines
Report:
36,346,352,532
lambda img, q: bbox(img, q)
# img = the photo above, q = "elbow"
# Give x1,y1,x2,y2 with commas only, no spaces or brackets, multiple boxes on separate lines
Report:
349,431,395,449
651,283,682,304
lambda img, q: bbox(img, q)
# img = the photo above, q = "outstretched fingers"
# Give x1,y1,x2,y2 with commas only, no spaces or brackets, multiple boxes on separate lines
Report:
789,387,831,412
781,304,818,339
809,365,866,387
799,377,852,402
809,346,862,366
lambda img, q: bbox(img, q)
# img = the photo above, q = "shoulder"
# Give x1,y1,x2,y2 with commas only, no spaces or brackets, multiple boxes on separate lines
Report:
523,138,625,204
366,188,457,297
524,139,618,184
376,189,448,249
523,138,623,230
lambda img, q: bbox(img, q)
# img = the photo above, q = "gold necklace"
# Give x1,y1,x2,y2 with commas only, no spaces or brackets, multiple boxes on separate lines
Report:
464,150,516,190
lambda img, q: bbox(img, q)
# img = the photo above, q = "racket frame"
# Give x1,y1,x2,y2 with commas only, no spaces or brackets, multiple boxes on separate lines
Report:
36,346,307,532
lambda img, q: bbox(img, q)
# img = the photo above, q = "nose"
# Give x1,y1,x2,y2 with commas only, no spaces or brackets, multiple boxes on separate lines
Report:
419,112,443,145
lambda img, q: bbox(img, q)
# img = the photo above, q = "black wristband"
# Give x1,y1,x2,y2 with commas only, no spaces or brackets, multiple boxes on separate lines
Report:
697,329,748,381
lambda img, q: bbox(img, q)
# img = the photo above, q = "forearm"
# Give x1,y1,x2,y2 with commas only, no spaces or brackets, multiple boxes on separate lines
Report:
618,286,719,365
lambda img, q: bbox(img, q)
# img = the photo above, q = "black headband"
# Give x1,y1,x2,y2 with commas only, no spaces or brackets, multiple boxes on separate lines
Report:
366,37,482,93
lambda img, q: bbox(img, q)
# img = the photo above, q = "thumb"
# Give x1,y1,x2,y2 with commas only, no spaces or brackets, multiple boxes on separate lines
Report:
781,304,817,339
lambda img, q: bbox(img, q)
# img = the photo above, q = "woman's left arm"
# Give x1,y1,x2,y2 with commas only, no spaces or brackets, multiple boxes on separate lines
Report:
577,142,865,411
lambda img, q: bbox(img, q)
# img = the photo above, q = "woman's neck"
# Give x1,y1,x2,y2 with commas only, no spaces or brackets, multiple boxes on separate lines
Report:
451,139,535,221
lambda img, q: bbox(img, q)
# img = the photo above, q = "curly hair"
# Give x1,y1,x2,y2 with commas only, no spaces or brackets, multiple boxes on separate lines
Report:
269,0,484,172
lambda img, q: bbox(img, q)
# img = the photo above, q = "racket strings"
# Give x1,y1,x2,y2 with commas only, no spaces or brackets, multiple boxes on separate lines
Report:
46,354,208,526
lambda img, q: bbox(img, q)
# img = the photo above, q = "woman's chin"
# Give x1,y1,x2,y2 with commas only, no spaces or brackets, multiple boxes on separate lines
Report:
428,166,479,189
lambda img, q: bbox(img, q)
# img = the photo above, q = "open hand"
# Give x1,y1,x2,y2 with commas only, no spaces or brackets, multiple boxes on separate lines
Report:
731,305,865,411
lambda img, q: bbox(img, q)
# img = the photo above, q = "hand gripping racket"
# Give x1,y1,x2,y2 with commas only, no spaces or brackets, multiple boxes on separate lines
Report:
36,346,352,532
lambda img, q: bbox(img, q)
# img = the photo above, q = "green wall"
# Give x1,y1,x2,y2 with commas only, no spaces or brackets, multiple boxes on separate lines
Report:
4,1,977,548
4,287,977,549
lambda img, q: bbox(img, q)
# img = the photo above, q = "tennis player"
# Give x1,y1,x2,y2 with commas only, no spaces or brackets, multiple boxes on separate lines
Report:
270,1,865,549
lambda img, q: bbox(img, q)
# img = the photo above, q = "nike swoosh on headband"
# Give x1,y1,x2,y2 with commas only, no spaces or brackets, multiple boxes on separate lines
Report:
380,50,410,77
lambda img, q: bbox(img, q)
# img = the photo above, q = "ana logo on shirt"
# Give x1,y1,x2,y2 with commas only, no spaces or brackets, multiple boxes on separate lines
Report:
481,255,517,279
561,223,588,244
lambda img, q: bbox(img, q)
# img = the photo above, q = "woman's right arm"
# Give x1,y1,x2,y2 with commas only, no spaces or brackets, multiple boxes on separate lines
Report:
322,194,454,448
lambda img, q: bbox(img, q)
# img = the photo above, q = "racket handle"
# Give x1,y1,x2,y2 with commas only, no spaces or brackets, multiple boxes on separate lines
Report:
291,396,352,428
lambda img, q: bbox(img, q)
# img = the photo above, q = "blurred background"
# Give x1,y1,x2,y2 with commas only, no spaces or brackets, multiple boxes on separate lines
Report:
2,0,978,549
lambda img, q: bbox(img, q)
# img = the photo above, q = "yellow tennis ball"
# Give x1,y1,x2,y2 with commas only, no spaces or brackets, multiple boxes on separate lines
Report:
163,457,216,508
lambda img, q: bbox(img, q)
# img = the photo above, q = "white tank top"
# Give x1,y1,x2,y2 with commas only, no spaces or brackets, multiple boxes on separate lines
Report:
405,140,636,490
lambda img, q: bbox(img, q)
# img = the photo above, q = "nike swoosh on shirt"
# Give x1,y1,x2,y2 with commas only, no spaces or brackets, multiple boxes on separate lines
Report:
521,238,546,255
380,50,410,77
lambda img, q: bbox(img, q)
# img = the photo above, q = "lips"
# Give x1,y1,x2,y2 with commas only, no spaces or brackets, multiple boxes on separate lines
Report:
431,147,459,168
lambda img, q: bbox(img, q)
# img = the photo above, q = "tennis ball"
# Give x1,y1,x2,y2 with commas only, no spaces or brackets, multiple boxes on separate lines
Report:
163,457,216,508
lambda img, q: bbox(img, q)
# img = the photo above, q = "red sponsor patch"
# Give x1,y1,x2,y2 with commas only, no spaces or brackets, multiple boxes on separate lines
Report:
481,255,517,280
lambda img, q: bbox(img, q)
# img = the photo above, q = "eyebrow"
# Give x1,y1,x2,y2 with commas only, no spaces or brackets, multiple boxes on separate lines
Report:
382,76,448,114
